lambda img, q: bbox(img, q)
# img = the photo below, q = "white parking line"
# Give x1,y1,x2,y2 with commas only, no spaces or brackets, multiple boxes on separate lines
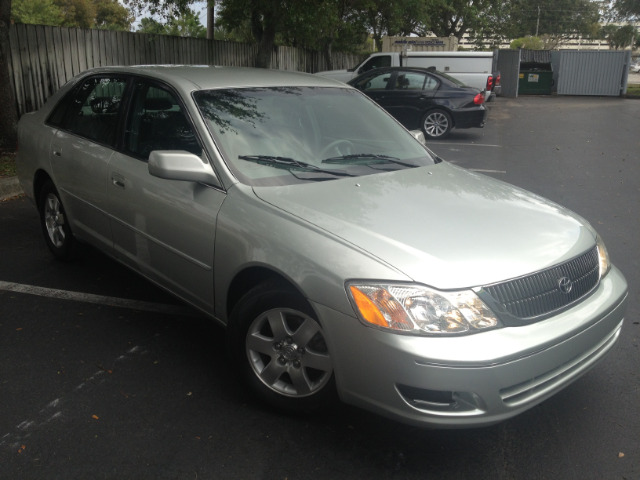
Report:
0,280,198,317
434,143,502,148
470,169,507,174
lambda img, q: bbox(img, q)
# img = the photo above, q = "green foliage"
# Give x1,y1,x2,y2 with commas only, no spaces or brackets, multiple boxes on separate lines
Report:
505,0,600,43
11,0,133,30
614,0,640,19
138,17,167,35
138,9,206,38
11,0,64,25
510,36,545,49
124,0,192,18
426,0,504,41
600,24,638,49
94,0,135,30
55,0,95,28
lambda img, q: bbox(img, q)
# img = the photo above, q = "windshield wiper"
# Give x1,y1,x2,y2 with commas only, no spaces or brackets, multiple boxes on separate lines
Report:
321,153,416,168
238,155,356,177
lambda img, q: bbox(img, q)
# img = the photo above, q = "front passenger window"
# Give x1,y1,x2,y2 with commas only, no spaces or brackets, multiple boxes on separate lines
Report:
125,83,201,160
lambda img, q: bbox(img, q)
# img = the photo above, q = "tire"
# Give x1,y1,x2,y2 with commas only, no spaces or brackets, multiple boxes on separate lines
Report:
38,179,74,260
422,109,452,139
227,281,336,412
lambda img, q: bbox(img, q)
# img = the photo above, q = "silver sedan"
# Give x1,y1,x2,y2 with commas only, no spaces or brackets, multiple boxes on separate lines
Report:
17,66,628,428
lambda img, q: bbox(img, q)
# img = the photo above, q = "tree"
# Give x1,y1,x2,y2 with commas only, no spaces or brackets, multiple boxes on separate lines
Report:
12,0,133,29
355,0,431,51
55,0,96,28
614,0,640,19
138,16,168,34
11,0,63,25
279,0,369,67
217,0,285,67
426,0,503,41
510,35,545,49
94,0,134,30
0,0,17,150
165,9,206,37
505,0,600,46
138,9,206,37
600,23,638,49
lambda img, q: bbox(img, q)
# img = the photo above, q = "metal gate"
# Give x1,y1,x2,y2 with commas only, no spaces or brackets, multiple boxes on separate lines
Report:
556,50,631,96
497,49,521,97
497,49,631,98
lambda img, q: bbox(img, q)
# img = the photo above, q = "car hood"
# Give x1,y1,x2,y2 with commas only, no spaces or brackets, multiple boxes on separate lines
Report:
253,163,596,289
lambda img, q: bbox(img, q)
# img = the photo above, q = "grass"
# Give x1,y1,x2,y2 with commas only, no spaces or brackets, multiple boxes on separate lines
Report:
0,152,17,178
626,84,640,98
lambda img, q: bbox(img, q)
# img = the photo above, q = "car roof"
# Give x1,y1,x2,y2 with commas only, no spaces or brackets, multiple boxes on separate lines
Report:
73,65,347,91
348,66,472,89
354,66,441,76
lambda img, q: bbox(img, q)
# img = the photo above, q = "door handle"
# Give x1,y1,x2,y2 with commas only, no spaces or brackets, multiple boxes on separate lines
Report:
111,174,126,188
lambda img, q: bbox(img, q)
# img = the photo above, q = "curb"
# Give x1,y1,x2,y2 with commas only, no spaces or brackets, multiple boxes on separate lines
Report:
0,176,23,201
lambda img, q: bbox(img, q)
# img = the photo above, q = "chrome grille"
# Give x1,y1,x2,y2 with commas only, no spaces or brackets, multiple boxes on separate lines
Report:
482,247,599,321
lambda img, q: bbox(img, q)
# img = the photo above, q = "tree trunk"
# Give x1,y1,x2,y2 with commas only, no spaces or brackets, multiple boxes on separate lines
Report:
250,4,277,69
206,2,214,40
0,1,18,151
323,39,333,71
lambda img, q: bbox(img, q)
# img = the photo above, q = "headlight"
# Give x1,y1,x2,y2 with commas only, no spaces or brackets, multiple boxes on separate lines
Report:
347,283,501,335
596,235,611,279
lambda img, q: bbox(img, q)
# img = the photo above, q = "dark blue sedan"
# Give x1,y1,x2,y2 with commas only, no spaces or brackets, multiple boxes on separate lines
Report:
349,66,487,139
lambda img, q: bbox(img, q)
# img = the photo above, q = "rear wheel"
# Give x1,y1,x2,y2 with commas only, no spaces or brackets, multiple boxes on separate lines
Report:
422,109,452,139
38,179,74,260
227,281,335,412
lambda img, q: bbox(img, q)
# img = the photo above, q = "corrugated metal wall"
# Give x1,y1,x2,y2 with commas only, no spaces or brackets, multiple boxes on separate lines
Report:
556,50,631,96
497,49,521,97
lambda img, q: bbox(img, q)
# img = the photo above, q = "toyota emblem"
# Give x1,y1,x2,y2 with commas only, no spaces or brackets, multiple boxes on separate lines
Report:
558,276,573,294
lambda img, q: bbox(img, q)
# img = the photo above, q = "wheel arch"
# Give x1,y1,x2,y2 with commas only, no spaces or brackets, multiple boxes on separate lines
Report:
33,169,54,207
423,106,456,127
224,266,305,322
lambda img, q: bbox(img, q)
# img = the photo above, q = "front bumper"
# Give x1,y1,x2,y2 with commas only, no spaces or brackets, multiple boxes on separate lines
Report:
317,266,627,428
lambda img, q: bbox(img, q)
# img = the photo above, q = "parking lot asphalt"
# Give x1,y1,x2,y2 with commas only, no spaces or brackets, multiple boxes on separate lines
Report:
1,95,639,479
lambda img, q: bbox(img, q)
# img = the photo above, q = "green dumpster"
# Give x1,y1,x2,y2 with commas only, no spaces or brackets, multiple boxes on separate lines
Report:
518,62,553,95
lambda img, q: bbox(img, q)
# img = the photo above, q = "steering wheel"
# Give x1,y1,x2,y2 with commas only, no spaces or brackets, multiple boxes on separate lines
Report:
319,139,355,158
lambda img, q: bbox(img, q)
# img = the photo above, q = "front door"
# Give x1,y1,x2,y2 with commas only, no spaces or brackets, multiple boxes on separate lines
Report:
107,79,225,313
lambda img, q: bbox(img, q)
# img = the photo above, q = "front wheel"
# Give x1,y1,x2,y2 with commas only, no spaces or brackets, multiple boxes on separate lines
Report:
227,281,335,412
422,109,452,139
38,179,74,260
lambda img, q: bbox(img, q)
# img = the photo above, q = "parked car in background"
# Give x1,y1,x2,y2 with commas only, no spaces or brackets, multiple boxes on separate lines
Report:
17,66,627,429
349,66,486,139
316,50,498,101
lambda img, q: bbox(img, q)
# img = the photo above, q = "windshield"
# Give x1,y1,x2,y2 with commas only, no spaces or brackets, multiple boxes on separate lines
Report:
193,87,435,186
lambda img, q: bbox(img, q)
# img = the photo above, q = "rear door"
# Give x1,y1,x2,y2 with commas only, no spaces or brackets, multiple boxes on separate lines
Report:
383,71,439,129
47,74,128,252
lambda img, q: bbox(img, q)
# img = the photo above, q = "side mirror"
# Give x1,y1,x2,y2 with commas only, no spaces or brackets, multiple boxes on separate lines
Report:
410,130,427,145
148,150,220,187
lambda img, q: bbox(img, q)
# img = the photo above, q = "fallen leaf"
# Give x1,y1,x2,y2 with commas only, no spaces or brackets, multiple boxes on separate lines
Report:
618,452,625,458
18,445,26,454
92,414,99,420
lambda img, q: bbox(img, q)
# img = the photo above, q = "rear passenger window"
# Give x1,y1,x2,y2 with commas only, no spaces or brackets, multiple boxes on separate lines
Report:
396,72,427,90
125,82,201,159
49,76,127,146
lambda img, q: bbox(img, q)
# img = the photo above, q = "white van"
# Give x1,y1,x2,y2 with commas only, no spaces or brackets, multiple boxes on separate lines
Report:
317,51,500,100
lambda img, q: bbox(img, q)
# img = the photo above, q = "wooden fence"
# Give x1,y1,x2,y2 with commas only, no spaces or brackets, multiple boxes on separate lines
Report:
8,23,363,116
